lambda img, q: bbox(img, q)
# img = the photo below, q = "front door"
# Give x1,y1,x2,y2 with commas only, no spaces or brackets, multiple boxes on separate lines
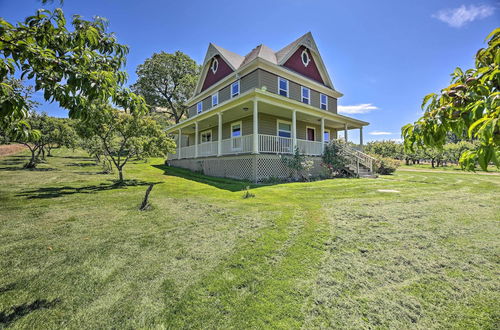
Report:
307,128,315,141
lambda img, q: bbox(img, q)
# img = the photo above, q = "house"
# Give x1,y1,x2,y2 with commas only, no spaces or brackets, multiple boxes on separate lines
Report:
166,32,373,181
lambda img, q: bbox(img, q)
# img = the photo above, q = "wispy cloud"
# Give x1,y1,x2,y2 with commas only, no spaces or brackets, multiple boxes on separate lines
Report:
338,103,378,114
369,131,392,136
432,4,495,28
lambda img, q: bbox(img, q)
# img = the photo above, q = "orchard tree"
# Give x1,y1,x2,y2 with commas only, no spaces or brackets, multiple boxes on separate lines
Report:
0,7,147,126
402,28,499,171
132,51,200,123
76,105,175,182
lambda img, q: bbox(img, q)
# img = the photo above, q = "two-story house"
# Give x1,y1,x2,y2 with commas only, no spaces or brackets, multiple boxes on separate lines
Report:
165,32,372,181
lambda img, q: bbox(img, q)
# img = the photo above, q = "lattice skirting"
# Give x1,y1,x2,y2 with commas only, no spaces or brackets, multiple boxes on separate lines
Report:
168,154,326,182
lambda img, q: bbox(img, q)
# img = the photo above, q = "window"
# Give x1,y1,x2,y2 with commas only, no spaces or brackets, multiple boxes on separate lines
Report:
210,57,218,74
324,129,330,142
278,77,289,97
301,48,311,67
212,93,218,107
231,80,240,98
277,120,292,138
201,130,212,143
320,94,328,110
196,102,203,114
231,121,242,137
301,86,310,104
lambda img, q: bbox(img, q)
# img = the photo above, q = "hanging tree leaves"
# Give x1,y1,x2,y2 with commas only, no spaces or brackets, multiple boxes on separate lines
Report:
0,7,147,123
402,28,500,171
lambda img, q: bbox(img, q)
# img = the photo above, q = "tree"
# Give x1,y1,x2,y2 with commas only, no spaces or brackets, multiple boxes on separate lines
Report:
0,7,147,124
402,28,499,171
132,51,200,123
364,140,404,159
44,118,78,156
76,105,176,182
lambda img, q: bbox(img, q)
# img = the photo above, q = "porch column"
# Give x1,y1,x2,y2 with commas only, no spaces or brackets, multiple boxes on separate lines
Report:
292,109,297,150
344,123,348,142
217,112,222,156
177,128,182,159
253,98,259,154
194,121,199,158
359,126,364,149
320,117,325,151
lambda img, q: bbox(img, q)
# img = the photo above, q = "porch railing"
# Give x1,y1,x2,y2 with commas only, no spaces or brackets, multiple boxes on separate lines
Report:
259,134,293,154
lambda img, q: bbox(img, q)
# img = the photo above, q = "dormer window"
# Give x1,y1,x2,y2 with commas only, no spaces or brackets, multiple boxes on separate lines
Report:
301,49,311,67
210,58,219,74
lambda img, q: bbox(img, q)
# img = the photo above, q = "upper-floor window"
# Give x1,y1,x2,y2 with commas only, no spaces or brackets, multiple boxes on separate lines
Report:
231,80,240,98
278,77,289,97
301,87,310,104
212,92,219,107
320,93,328,110
197,102,203,114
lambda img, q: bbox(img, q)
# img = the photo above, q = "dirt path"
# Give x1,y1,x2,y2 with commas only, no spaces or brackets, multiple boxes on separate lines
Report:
398,168,499,176
0,144,27,157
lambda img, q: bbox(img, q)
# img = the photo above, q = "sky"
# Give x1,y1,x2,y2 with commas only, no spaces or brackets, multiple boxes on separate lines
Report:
1,0,499,143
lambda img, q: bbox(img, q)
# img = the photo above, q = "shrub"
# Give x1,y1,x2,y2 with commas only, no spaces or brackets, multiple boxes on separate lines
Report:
372,155,400,175
282,147,314,181
321,140,349,177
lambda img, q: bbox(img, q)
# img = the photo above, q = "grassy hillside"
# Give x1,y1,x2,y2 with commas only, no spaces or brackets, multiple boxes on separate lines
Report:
1,149,499,329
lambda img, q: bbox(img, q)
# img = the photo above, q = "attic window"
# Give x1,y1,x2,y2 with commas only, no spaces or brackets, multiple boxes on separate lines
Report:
301,49,311,67
210,58,219,74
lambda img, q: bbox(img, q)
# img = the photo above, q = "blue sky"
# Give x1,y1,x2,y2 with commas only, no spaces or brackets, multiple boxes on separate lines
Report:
1,0,499,142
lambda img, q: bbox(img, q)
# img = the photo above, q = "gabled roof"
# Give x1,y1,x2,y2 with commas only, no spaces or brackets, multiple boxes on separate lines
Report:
194,32,336,96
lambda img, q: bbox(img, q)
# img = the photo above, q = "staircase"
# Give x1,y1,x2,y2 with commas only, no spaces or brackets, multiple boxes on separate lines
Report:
342,144,377,178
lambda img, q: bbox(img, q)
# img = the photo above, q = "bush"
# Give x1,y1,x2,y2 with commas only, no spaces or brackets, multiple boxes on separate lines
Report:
321,140,349,177
282,147,314,181
372,155,400,175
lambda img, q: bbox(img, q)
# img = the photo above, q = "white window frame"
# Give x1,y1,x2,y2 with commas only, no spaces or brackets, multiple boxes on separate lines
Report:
196,101,203,114
301,48,311,67
276,119,292,138
306,126,316,141
212,92,219,107
323,129,331,142
231,80,240,98
278,77,289,97
230,121,243,151
230,121,242,138
211,57,219,74
320,93,328,110
301,86,310,104
200,129,212,143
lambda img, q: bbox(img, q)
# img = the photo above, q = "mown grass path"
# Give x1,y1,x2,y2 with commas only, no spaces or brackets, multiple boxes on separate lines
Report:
0,149,498,329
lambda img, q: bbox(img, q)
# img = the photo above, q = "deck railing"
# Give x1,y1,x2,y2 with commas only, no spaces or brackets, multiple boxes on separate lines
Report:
259,134,293,154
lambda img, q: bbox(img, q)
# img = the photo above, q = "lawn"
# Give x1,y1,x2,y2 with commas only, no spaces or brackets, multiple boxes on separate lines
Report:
1,148,499,329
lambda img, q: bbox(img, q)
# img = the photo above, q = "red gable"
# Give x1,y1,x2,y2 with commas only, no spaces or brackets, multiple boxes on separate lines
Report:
201,55,234,92
283,46,324,85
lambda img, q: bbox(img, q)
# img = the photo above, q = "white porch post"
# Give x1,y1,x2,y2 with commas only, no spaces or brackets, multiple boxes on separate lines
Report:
320,117,325,151
344,123,348,142
292,109,297,151
177,128,182,159
194,121,199,158
359,126,364,149
217,112,222,156
253,98,259,154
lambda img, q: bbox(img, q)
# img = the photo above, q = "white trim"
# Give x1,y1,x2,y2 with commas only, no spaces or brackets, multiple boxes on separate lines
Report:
306,126,316,141
211,92,219,107
301,48,311,67
277,76,289,97
276,119,292,138
200,129,213,143
323,128,330,142
320,93,328,110
196,101,203,114
231,80,240,98
301,86,310,104
210,57,219,74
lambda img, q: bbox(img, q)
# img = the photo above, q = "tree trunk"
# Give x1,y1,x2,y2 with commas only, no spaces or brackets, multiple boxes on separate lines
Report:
118,168,124,182
431,159,435,168
139,184,154,211
25,148,37,168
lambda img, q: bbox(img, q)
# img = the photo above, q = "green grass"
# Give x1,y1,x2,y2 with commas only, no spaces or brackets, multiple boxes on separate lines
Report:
401,163,500,172
1,148,499,329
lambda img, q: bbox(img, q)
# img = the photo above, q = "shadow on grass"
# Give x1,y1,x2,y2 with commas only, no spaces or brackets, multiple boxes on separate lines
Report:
66,162,97,167
0,298,60,327
153,165,266,192
17,179,161,199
